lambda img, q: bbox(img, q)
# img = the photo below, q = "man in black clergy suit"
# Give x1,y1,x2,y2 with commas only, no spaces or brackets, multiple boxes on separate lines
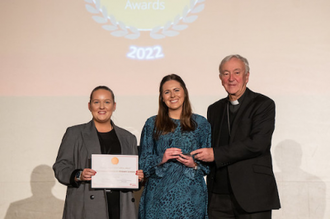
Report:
192,54,280,218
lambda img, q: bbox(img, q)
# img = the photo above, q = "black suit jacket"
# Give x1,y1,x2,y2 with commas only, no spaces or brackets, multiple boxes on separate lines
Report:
207,88,280,213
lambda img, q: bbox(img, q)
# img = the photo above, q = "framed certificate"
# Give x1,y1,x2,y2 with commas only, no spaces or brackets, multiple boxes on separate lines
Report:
91,154,139,189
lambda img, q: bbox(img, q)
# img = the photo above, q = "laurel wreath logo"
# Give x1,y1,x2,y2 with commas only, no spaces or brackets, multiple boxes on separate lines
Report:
84,0,205,40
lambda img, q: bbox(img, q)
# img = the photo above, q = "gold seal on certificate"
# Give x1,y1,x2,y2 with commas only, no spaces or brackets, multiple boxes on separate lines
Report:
91,154,139,189
111,157,119,165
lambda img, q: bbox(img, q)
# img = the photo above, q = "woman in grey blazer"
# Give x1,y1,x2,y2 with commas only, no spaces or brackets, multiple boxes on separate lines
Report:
53,86,144,219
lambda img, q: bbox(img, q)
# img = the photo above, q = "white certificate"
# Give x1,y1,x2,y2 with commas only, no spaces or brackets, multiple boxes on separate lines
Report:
91,154,139,189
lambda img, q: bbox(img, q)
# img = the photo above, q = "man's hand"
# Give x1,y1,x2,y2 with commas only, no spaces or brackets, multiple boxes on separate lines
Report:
191,148,214,162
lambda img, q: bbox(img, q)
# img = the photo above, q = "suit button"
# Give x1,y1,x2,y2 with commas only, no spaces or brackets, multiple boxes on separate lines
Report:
90,195,95,200
131,198,135,202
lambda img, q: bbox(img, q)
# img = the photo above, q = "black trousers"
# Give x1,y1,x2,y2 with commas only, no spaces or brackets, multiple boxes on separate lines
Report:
208,193,272,219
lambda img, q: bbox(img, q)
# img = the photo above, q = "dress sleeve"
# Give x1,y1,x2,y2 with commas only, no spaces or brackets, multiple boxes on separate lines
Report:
183,118,211,179
139,119,168,178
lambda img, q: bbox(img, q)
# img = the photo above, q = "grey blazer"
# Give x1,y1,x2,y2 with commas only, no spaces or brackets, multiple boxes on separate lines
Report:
53,120,138,219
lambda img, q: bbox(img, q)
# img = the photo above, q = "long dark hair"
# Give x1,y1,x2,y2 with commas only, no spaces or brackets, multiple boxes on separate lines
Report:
154,74,196,139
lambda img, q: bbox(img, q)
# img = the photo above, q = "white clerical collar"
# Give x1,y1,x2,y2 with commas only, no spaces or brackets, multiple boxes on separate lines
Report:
230,100,239,105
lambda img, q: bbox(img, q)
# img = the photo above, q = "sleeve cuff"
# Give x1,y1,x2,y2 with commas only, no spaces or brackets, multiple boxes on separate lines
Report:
70,169,83,188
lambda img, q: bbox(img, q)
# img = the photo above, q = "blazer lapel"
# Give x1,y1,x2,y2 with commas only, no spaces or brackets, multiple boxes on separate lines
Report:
230,88,254,142
214,100,227,148
82,120,101,156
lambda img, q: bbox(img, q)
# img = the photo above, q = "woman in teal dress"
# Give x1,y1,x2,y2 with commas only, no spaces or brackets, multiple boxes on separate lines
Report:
138,74,211,219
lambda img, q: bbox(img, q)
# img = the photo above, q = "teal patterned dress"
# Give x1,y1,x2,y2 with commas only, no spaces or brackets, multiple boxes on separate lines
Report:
138,114,211,219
